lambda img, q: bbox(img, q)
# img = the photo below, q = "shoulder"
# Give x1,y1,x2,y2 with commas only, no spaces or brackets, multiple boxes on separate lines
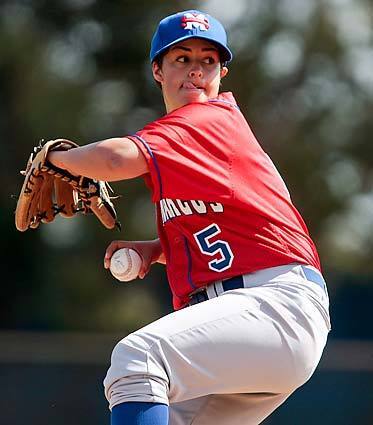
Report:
180,92,239,115
156,92,239,127
136,92,242,146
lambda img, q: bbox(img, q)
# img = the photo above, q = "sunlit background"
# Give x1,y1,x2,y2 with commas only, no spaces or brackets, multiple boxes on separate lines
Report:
1,0,373,424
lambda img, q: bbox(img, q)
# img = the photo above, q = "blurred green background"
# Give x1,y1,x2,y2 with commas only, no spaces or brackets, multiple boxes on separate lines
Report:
1,0,373,424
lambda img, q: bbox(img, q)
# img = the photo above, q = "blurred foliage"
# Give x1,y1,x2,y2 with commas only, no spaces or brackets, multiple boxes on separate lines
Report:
1,0,373,332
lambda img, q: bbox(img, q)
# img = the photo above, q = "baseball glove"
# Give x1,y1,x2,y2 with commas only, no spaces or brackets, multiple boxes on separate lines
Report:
15,139,120,231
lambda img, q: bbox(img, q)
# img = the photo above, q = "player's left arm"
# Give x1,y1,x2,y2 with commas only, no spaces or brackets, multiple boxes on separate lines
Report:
48,137,149,181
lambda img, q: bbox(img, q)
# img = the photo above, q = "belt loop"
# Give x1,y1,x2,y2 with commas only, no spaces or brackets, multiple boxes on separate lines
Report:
206,282,218,299
214,280,224,296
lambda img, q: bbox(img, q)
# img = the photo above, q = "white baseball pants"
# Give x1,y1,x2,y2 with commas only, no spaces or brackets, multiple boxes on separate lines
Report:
104,263,331,425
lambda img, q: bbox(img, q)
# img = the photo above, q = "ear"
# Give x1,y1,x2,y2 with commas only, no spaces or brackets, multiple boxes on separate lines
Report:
152,62,164,84
220,66,228,79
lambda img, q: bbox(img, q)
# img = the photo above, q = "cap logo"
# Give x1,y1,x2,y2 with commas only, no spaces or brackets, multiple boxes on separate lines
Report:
181,13,209,31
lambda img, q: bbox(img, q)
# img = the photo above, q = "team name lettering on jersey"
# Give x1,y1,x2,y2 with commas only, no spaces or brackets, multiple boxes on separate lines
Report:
160,198,224,224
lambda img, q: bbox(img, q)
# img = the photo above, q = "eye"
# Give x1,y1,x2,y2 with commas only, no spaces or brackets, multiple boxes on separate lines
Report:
203,57,216,64
176,56,188,63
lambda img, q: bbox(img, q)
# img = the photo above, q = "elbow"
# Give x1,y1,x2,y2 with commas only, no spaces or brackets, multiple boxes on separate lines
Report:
107,151,125,172
104,150,129,181
97,138,148,180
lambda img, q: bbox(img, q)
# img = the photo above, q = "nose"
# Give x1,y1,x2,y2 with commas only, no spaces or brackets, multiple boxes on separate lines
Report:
188,64,203,79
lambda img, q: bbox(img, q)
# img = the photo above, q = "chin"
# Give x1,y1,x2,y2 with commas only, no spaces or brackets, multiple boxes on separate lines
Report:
182,91,208,104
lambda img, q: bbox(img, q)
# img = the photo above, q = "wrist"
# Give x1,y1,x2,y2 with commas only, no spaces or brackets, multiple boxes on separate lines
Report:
151,238,165,264
48,151,79,177
48,151,66,169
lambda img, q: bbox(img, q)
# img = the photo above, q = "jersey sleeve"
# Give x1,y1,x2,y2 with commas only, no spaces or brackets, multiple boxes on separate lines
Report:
128,107,234,203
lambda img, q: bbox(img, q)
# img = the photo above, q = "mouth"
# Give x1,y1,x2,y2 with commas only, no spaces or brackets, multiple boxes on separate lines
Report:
181,82,204,90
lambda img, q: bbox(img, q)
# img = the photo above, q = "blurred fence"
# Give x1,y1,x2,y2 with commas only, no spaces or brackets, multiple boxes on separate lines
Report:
2,332,373,425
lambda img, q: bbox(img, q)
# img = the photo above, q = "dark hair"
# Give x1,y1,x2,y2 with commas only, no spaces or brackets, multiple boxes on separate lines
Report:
152,51,167,89
154,50,167,68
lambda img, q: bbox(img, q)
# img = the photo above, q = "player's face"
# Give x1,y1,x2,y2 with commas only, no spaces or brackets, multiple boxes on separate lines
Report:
152,38,228,113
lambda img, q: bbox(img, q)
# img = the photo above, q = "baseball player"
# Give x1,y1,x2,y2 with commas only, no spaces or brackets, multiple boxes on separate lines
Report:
48,10,331,425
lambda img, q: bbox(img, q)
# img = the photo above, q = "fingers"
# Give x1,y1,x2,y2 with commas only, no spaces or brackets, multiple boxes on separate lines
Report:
133,249,147,279
104,240,128,269
104,240,157,280
138,263,150,279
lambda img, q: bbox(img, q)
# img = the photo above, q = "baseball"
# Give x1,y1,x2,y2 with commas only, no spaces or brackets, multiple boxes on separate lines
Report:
110,248,142,282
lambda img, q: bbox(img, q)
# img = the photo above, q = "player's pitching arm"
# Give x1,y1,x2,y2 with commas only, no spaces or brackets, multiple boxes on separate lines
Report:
104,239,166,279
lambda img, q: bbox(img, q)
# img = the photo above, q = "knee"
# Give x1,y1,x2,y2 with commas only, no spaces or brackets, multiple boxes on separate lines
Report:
107,333,149,378
104,332,169,409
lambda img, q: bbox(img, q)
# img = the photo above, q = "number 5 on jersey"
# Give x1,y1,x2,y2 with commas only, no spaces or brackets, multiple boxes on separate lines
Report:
194,223,234,272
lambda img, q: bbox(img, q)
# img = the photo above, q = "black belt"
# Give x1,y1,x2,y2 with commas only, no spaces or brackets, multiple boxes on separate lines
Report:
189,266,326,306
189,275,244,306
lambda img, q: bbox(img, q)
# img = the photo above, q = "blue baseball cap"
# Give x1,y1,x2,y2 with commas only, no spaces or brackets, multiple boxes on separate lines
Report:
150,10,233,63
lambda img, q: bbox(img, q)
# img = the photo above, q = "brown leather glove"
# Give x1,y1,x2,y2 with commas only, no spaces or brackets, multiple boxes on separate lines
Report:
15,139,120,231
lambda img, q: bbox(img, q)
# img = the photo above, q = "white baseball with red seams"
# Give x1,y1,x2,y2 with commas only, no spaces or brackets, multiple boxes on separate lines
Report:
110,248,142,282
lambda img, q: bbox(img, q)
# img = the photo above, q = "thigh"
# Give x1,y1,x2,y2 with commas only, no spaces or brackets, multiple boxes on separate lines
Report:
105,283,328,407
169,392,290,425
134,285,326,401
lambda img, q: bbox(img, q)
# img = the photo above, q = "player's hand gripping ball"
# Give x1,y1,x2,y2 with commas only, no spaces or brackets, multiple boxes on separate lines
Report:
110,248,142,282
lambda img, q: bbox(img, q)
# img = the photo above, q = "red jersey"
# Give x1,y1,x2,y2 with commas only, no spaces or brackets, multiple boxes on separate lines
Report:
129,92,320,309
